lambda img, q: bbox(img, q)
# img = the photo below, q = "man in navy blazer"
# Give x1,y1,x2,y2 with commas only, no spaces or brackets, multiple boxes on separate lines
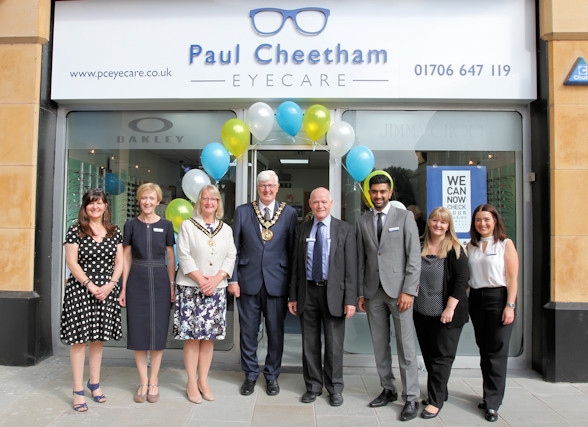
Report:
288,187,357,407
229,170,298,396
356,174,421,421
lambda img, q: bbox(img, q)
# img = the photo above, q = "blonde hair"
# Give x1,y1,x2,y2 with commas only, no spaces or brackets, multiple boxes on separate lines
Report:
136,183,163,202
421,206,464,259
195,184,224,220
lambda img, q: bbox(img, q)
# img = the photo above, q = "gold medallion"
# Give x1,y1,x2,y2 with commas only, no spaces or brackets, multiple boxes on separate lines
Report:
208,239,214,247
261,228,274,241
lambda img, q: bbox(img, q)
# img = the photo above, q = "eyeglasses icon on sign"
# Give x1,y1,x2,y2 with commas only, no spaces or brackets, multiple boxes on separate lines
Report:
249,7,330,36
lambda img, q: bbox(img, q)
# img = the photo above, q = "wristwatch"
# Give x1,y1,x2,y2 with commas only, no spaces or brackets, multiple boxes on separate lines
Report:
506,302,516,309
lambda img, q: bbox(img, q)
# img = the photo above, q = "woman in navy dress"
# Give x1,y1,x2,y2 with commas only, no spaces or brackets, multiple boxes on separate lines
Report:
61,188,123,412
119,183,175,403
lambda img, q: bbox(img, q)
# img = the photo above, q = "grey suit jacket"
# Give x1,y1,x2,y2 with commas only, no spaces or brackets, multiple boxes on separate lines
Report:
356,205,421,300
289,216,358,317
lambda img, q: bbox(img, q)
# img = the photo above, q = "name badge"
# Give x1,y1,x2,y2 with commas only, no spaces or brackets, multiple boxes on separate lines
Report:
389,227,400,232
306,238,316,243
153,227,164,232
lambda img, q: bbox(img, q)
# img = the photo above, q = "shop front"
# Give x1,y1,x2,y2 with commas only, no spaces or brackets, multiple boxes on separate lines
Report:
49,0,537,369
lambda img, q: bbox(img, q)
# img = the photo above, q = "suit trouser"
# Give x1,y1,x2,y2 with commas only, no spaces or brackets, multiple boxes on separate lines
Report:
300,284,345,394
414,311,463,409
468,287,514,411
365,286,420,402
237,285,287,381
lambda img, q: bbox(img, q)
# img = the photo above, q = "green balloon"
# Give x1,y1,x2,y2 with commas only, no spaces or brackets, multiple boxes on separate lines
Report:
165,198,193,233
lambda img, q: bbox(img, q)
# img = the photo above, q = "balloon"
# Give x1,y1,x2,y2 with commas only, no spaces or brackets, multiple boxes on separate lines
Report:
221,118,250,157
182,169,211,202
165,198,193,233
303,104,331,141
327,122,356,158
246,102,274,141
104,172,125,195
391,200,406,210
345,145,375,182
362,170,394,209
201,142,230,181
276,101,303,136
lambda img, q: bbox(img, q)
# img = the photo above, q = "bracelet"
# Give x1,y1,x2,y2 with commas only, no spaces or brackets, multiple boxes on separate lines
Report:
170,281,175,285
110,280,118,285
82,278,91,287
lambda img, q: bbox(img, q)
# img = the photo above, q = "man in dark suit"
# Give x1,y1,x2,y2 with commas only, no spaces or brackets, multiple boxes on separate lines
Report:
356,174,421,421
229,170,298,397
288,187,357,407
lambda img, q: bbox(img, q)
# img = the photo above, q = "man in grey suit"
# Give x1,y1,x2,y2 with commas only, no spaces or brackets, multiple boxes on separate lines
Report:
356,174,421,421
288,187,357,407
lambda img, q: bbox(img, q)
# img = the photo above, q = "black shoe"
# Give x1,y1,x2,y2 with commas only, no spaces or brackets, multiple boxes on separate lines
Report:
485,409,498,422
301,391,322,403
329,393,344,407
478,399,487,409
266,379,280,396
421,408,439,419
369,389,398,407
240,379,256,396
400,401,419,421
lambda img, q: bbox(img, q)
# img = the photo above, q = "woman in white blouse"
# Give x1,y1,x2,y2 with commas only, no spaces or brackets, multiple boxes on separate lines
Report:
467,204,519,423
174,185,236,404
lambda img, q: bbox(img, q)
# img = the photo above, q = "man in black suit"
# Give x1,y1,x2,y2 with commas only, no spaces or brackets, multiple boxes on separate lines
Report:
288,187,357,406
229,170,298,397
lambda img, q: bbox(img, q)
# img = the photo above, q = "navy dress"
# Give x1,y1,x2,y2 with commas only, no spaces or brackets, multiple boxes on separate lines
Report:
124,218,175,350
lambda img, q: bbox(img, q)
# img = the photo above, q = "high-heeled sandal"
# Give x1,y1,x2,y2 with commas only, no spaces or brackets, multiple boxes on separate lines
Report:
147,384,160,403
87,380,106,403
73,390,88,412
134,384,148,403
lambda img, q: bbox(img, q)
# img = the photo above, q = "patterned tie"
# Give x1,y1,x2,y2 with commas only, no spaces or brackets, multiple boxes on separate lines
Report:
377,212,383,243
206,224,214,234
264,207,271,221
312,222,324,282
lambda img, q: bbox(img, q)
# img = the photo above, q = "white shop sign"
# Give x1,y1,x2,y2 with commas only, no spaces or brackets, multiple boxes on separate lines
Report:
51,0,536,102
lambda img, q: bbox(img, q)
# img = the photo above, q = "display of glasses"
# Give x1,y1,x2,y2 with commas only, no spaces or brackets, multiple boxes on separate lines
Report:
66,159,101,228
487,166,516,241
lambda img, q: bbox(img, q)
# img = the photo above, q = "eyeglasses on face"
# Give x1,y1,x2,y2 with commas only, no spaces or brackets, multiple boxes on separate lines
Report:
249,7,330,36
201,197,219,202
257,184,278,190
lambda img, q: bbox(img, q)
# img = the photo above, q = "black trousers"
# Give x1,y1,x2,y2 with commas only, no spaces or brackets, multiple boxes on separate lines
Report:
414,311,463,408
300,284,345,394
468,287,514,411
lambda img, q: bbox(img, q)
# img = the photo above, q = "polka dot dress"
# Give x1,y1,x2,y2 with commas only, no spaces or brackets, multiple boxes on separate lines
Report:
60,224,123,345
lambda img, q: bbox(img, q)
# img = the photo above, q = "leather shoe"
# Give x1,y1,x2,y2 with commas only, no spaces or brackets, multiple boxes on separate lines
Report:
421,408,439,419
478,399,487,409
369,389,398,407
329,393,344,407
240,379,256,396
301,391,322,403
485,409,498,422
400,401,419,421
266,379,280,396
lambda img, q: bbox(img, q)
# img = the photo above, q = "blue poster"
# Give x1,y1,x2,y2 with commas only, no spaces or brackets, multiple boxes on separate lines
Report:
426,166,487,241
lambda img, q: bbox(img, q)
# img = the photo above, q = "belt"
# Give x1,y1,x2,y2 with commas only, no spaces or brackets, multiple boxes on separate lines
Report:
308,280,327,287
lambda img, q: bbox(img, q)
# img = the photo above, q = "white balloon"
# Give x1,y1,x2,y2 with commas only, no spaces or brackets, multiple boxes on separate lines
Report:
390,200,407,210
182,169,211,202
246,102,274,142
327,122,356,158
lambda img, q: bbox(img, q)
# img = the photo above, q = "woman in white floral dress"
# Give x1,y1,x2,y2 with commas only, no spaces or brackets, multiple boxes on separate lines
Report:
174,185,236,404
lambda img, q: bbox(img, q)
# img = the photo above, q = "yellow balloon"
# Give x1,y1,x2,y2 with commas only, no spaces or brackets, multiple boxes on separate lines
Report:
303,104,331,142
221,118,250,157
165,198,193,233
362,170,394,209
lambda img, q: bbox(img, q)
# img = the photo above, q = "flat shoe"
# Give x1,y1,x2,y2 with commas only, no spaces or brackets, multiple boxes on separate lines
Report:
147,384,159,403
186,384,202,404
301,391,322,403
134,384,148,403
198,383,215,401
485,409,498,422
369,389,398,407
421,408,439,419
240,379,256,396
478,399,487,409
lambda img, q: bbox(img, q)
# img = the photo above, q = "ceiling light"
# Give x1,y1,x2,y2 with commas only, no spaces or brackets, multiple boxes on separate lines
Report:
280,159,309,164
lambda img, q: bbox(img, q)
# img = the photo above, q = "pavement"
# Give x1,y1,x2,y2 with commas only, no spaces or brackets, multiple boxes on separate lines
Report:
1,355,588,427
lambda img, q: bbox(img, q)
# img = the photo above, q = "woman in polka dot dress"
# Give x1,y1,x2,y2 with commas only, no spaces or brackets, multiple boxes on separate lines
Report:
60,188,124,412
413,207,469,419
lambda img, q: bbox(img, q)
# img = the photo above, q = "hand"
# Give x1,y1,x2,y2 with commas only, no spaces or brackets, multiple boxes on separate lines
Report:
199,274,222,297
228,283,240,298
288,301,297,316
357,297,366,312
397,292,414,313
440,307,454,324
118,289,126,307
91,281,114,302
502,306,515,325
344,304,356,319
170,285,176,303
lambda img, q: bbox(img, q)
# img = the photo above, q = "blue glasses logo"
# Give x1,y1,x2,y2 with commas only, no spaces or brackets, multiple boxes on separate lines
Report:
249,7,330,36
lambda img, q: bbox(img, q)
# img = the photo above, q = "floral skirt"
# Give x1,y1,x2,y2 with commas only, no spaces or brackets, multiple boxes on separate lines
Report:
173,285,227,340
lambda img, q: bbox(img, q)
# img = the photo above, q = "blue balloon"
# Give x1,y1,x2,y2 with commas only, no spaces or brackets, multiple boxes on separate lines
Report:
276,101,303,136
201,142,230,181
105,172,125,195
345,145,375,182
